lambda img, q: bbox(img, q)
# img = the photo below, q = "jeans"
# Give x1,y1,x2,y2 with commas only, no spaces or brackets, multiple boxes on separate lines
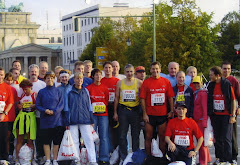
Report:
211,115,233,162
167,145,193,165
232,117,238,160
0,122,8,160
118,104,140,160
93,115,109,162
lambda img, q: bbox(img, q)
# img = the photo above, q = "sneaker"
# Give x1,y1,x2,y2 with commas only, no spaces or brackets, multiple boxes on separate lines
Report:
225,162,231,165
52,160,58,165
119,159,123,165
89,162,98,165
213,158,220,165
231,160,237,165
38,157,46,165
44,160,52,165
0,160,9,165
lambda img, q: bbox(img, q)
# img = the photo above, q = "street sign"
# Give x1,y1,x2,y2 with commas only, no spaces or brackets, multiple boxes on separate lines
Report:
96,47,108,70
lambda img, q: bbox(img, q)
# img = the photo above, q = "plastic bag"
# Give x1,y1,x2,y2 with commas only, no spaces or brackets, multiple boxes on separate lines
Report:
57,130,80,161
123,153,133,165
80,148,88,165
204,118,214,147
91,126,99,142
110,146,119,165
151,139,163,157
19,143,33,165
168,161,186,165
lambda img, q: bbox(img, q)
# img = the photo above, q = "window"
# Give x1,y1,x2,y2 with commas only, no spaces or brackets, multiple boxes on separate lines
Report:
88,31,91,41
64,38,65,46
70,52,72,61
81,20,83,26
73,51,75,61
69,24,71,30
92,18,93,24
58,37,62,43
64,52,66,64
66,25,68,31
85,32,87,42
67,37,68,46
72,35,74,45
88,18,90,25
77,33,82,46
70,36,71,45
85,19,86,26
95,17,97,23
63,25,65,31
51,37,54,43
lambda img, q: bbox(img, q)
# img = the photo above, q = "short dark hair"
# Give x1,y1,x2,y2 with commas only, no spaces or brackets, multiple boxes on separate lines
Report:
91,69,102,78
74,61,84,69
9,68,19,73
44,71,55,79
0,67,4,72
151,61,161,68
210,66,222,77
20,79,33,88
12,60,21,67
222,61,231,67
4,72,13,80
103,61,113,68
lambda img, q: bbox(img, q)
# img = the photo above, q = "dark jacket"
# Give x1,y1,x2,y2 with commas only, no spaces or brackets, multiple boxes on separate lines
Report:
64,85,94,126
173,85,194,117
207,77,233,116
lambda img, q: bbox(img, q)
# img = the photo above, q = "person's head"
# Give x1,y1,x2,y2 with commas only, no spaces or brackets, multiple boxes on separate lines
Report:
192,76,203,90
4,72,13,85
39,61,48,76
74,61,84,73
54,66,64,80
221,61,231,78
124,64,134,79
176,103,187,118
103,61,113,76
12,60,21,71
176,71,185,86
186,66,197,80
135,66,146,81
19,79,33,96
44,71,55,86
84,60,93,74
74,72,84,87
0,67,5,84
209,66,222,82
28,64,39,80
150,61,161,78
168,62,179,77
112,60,120,75
59,69,71,85
10,68,20,81
91,69,102,82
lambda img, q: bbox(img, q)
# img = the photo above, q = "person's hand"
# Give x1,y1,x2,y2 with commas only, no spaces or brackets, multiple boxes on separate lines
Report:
30,104,35,108
143,113,149,123
168,142,176,152
17,104,22,110
188,151,197,158
45,109,51,115
0,114,5,122
66,126,69,130
167,111,174,119
236,107,240,116
229,116,236,124
113,113,118,121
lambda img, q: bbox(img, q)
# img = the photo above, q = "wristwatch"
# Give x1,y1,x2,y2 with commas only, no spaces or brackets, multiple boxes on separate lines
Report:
3,111,8,115
194,151,198,155
232,115,236,117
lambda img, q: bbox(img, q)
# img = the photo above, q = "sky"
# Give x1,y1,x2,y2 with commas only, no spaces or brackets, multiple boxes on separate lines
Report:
4,0,240,30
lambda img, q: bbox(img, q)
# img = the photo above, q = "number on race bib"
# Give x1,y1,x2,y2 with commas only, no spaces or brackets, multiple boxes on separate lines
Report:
213,100,225,112
174,135,190,147
122,90,136,102
92,102,106,114
0,101,5,113
22,102,33,112
176,92,185,102
151,93,165,106
109,92,115,102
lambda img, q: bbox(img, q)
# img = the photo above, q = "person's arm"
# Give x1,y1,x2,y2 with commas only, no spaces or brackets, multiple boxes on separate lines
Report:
51,89,64,114
201,91,208,128
141,98,149,123
113,81,121,121
188,136,203,158
0,104,13,122
230,86,237,124
165,136,176,152
35,90,49,113
167,97,174,118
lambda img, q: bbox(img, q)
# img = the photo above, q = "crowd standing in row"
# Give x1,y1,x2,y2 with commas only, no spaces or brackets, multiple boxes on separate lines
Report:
0,59,239,165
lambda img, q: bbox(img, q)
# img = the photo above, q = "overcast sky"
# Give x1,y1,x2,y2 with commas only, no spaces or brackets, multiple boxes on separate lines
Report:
4,0,239,30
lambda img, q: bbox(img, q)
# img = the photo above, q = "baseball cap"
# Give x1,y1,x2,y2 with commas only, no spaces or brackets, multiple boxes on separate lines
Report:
135,66,145,72
176,102,187,108
192,76,202,83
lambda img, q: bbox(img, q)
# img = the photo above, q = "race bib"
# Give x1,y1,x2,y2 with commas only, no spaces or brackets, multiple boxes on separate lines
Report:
0,101,5,113
109,92,115,102
92,102,106,114
122,90,136,102
22,102,33,112
176,91,185,102
174,135,190,146
151,93,165,106
213,100,224,112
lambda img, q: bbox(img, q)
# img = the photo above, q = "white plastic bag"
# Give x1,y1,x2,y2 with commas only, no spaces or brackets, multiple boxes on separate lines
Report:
19,143,33,165
110,146,119,165
151,139,163,157
80,148,88,165
168,161,186,165
57,130,80,161
204,118,214,147
123,153,133,165
91,126,99,142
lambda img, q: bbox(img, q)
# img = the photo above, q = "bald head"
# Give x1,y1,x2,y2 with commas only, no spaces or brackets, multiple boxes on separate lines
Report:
168,62,179,77
112,60,120,76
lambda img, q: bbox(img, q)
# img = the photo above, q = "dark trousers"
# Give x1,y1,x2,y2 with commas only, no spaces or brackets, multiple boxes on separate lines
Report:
0,122,8,160
232,117,238,160
118,104,140,160
167,145,193,165
36,118,44,158
211,115,233,162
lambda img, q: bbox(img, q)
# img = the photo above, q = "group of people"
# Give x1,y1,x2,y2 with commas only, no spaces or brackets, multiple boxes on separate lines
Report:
0,59,239,165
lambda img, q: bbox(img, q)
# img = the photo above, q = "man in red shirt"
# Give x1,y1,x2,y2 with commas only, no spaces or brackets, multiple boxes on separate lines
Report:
222,61,240,164
208,66,236,164
101,62,119,152
0,67,14,163
165,103,203,165
140,61,174,156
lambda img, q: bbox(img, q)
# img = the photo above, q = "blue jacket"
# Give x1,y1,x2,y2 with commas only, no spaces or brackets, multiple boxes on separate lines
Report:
64,85,94,126
173,85,194,117
69,77,93,87
36,85,64,129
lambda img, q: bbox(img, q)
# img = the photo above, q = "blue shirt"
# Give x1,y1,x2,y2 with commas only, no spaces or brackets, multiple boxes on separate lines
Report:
160,73,191,87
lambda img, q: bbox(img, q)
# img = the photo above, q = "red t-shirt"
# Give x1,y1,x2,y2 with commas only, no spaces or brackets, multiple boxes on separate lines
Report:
8,86,18,122
101,77,119,103
0,82,14,122
213,83,235,115
87,83,109,116
165,117,203,150
189,82,196,92
226,76,240,107
140,77,175,116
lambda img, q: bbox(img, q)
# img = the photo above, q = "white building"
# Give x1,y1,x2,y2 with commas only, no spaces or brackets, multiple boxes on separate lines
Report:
61,4,151,71
36,29,62,45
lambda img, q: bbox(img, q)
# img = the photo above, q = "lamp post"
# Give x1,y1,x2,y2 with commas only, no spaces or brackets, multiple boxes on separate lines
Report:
153,2,156,62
